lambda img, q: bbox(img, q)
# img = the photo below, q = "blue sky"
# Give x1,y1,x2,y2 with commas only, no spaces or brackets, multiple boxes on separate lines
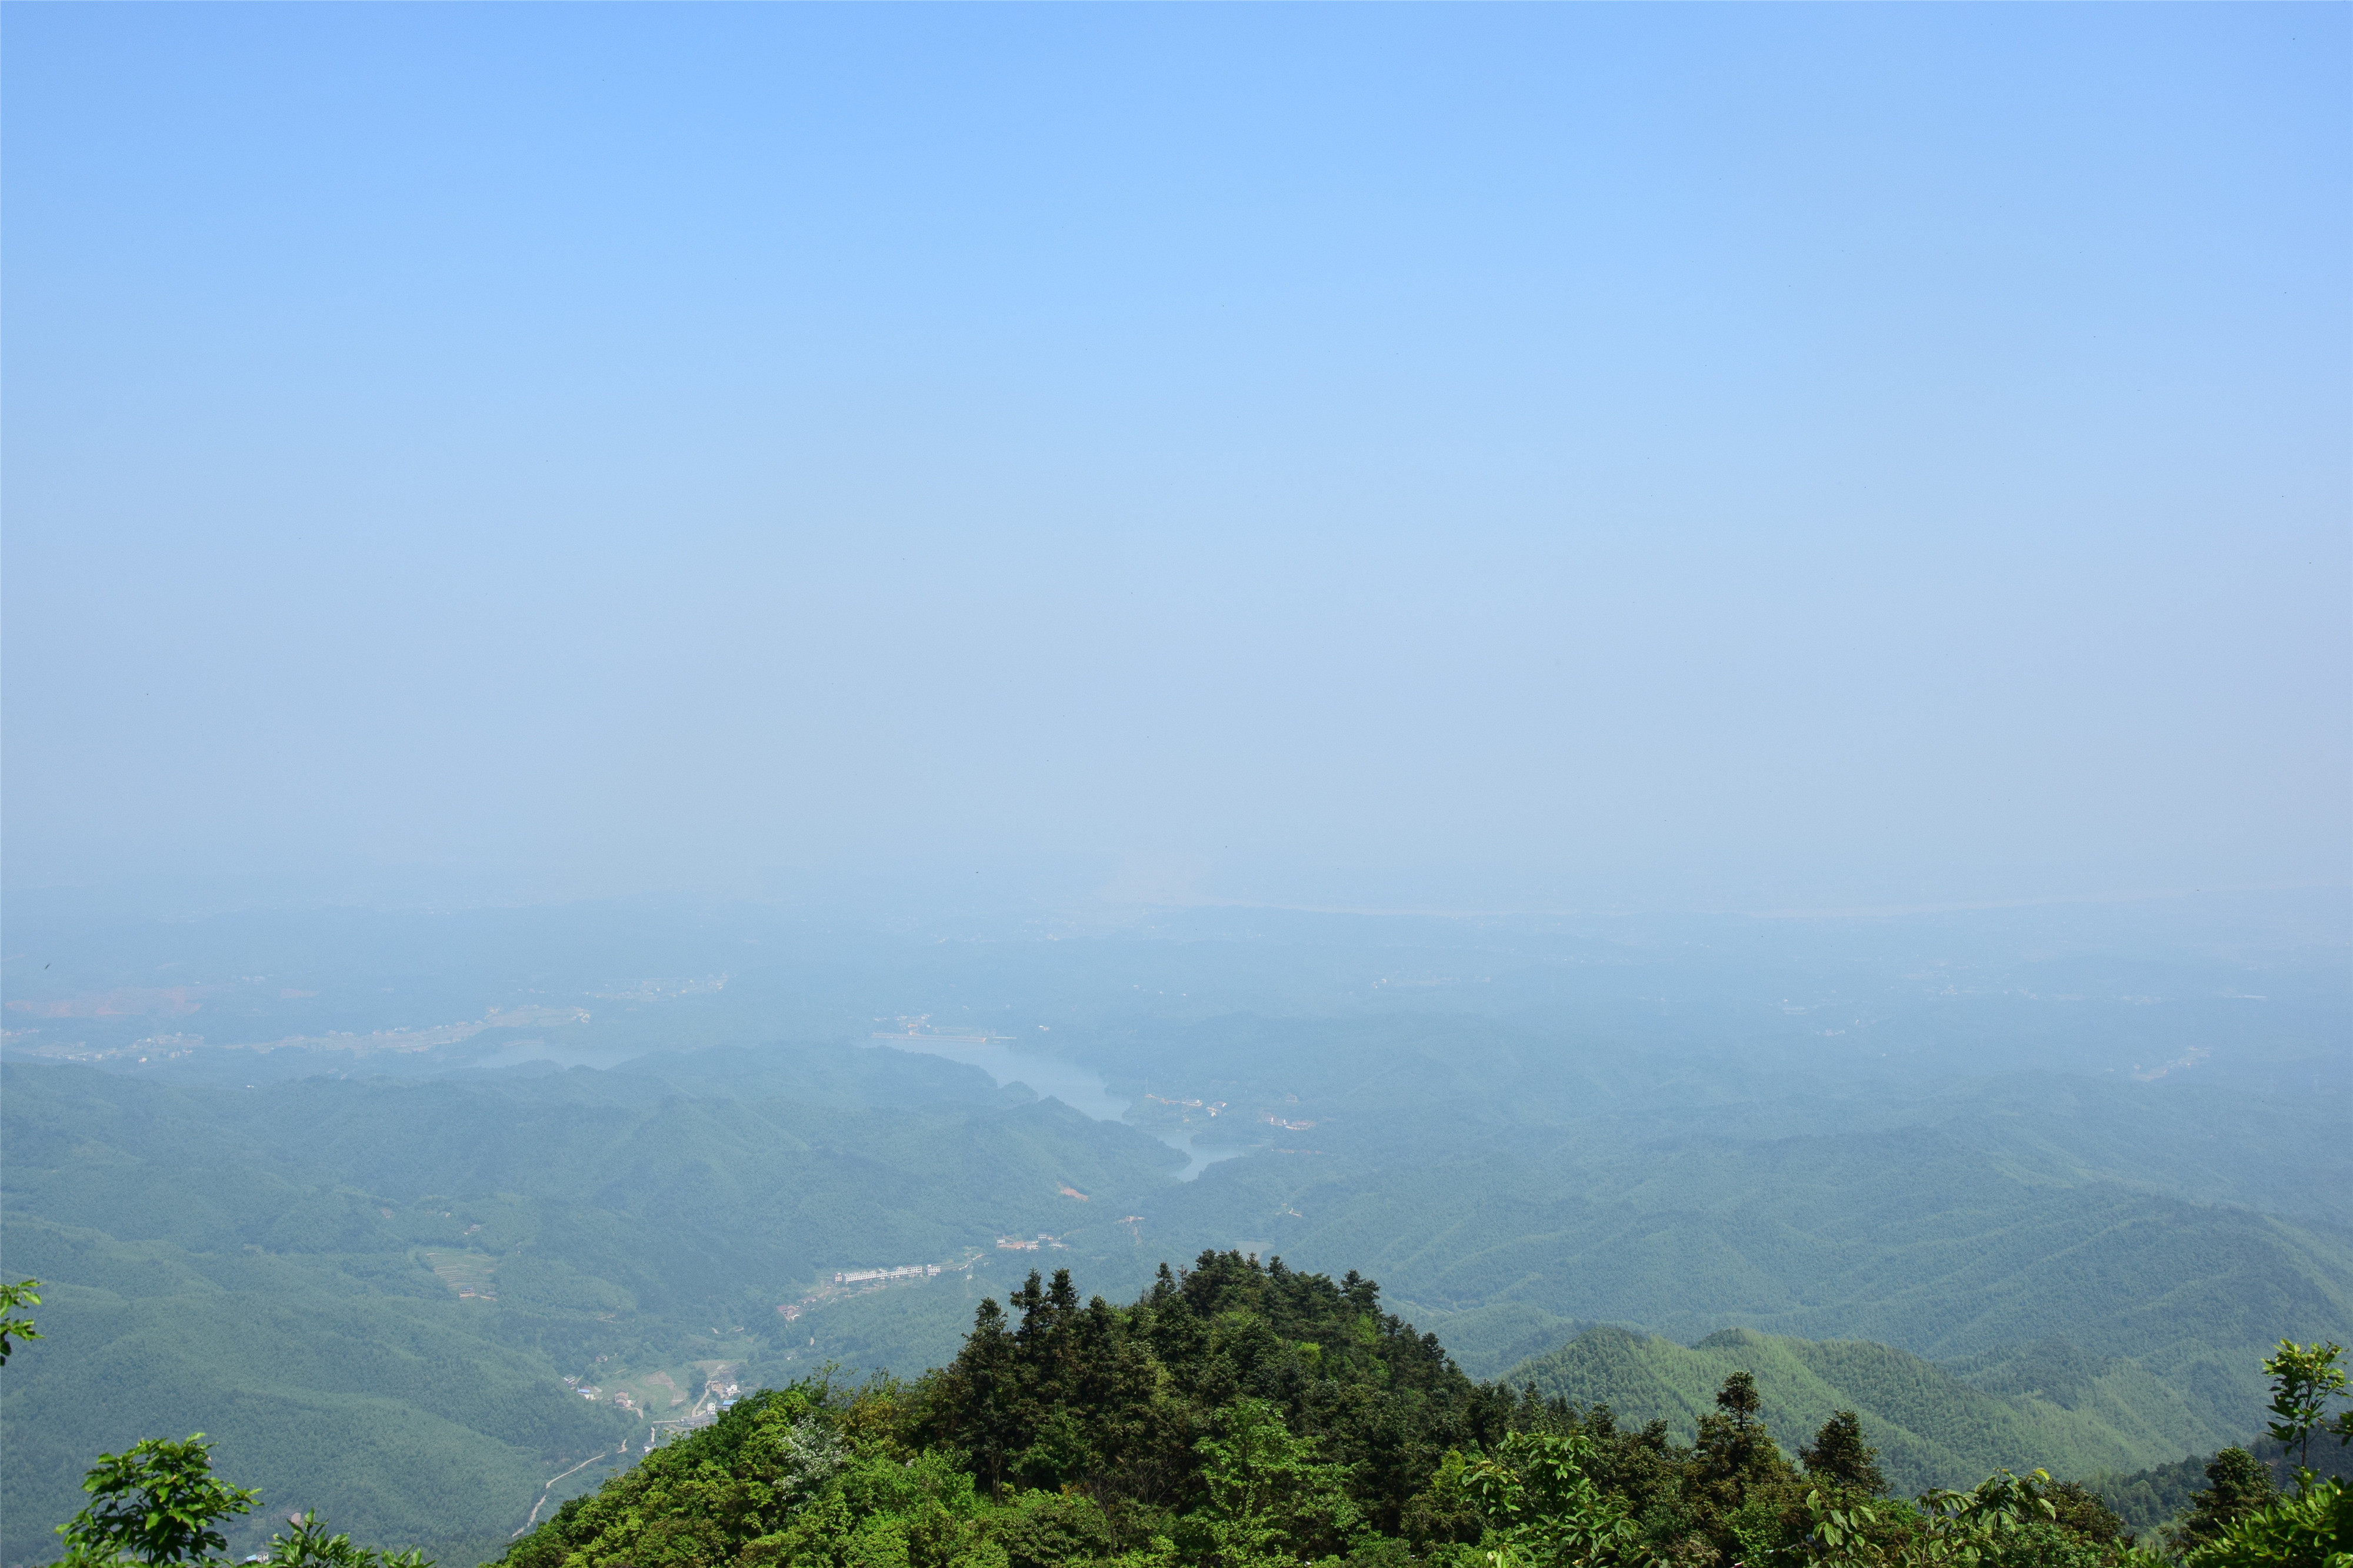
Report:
4,4,2346,913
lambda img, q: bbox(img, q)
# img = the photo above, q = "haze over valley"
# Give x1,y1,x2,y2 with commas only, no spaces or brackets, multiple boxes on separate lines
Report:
4,893,2347,1563
2,8,2347,1568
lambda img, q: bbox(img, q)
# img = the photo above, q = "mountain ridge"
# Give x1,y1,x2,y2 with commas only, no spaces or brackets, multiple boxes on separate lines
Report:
1501,1323,2238,1494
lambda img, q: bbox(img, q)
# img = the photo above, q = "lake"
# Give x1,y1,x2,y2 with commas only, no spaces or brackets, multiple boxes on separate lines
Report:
864,1037,1242,1180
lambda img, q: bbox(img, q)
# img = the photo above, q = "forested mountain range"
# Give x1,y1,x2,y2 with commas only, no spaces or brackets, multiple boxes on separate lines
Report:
485,1253,2347,1568
6,1046,2347,1567
3,897,2345,1567
1503,1326,2226,1495
0,1051,1180,1568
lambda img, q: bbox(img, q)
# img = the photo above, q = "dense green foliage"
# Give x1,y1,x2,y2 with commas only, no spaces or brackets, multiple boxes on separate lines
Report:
2173,1478,2350,1568
908,1253,1517,1531
2076,1346,2353,1552
11,1038,2349,1568
54,1435,259,1568
1503,1327,2230,1495
2261,1344,2353,1480
8,905,2349,1568
2169,1451,2278,1552
498,1254,2181,1568
22,1251,2347,1568
248,1512,438,1568
0,1056,1176,1568
2,1278,39,1365
2085,1442,2353,1537
42,1424,434,1568
1,1215,632,1568
2090,1456,2240,1539
2172,1343,2353,1568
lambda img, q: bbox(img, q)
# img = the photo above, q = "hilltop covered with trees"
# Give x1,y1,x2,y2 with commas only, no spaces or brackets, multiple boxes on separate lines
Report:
9,908,2348,1568
492,1253,2349,1568
9,1255,2349,1568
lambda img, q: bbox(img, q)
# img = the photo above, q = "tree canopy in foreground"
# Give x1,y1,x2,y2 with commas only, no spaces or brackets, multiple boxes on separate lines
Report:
493,1254,2352,1568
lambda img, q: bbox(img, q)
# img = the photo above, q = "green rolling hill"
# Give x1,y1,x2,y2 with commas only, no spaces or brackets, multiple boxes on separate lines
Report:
0,1216,629,1568
1503,1324,2238,1495
0,1055,1184,1568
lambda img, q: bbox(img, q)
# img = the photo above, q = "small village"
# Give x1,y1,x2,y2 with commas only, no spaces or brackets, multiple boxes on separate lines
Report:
777,1249,982,1320
992,1232,1072,1252
561,1363,745,1450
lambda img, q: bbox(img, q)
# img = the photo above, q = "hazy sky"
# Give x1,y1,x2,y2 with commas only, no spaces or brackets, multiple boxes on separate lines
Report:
4,5,2347,915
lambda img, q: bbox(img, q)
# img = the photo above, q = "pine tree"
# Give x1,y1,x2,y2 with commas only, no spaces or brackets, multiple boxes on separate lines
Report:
1800,1411,1887,1496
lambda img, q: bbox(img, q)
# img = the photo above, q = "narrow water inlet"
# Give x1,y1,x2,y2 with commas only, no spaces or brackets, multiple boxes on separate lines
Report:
862,1038,1242,1180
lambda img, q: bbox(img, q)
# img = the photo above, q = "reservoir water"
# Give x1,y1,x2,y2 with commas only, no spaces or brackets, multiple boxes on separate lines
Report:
865,1037,1242,1180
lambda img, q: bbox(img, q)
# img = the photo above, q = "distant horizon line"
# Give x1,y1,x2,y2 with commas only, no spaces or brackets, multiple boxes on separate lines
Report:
1,873,2345,929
